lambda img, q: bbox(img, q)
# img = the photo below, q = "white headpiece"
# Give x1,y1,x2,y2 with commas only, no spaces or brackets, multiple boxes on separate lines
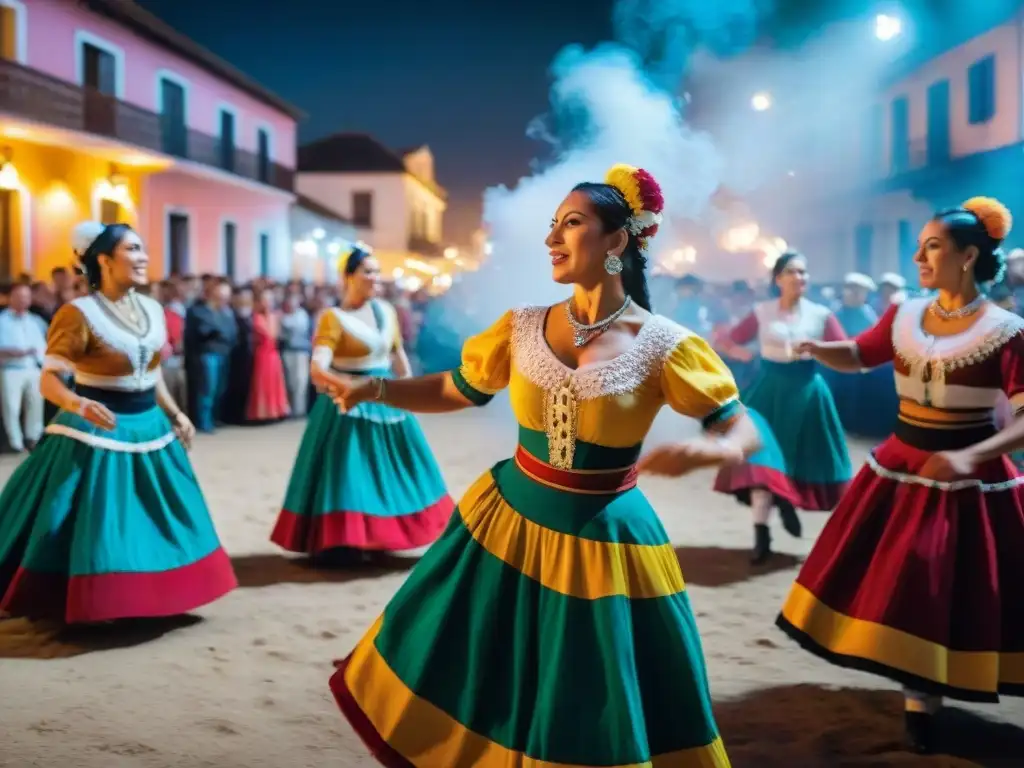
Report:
1008,248,1024,262
843,272,877,291
878,272,906,289
71,220,105,257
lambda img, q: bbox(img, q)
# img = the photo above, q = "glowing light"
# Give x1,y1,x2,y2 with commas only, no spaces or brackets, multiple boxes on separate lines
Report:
405,257,440,275
875,14,902,41
392,267,405,279
403,275,424,291
326,241,341,255
433,273,453,289
312,228,326,240
293,239,318,257
773,237,788,252
483,241,493,256
751,92,772,112
0,162,19,191
2,125,29,139
95,178,132,208
443,246,459,260
762,254,776,268
720,222,761,252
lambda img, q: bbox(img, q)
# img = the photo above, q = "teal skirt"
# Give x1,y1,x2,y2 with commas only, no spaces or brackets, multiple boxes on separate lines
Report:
271,385,453,555
0,395,236,624
715,359,852,511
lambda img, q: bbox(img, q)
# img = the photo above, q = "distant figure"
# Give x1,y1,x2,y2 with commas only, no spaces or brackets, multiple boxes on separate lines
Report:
0,283,47,452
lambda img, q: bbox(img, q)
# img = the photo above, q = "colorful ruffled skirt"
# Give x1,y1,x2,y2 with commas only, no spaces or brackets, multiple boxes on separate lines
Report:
271,373,452,554
715,359,851,511
0,387,236,624
777,429,1024,702
330,428,729,767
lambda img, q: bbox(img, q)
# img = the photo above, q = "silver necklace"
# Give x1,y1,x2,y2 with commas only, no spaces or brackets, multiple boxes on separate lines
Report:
97,291,149,336
565,296,632,347
929,295,985,320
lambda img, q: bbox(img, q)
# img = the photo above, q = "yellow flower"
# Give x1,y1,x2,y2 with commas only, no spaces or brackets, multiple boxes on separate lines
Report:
604,164,644,215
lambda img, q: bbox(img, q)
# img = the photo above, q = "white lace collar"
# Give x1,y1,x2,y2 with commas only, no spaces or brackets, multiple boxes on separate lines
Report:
73,293,166,365
510,305,687,400
892,297,1024,373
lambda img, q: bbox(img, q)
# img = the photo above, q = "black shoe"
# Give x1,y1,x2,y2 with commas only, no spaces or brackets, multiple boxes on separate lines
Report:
904,710,935,754
751,523,771,565
778,503,802,538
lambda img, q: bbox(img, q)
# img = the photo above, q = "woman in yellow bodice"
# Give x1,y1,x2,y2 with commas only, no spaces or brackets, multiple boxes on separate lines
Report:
323,165,760,767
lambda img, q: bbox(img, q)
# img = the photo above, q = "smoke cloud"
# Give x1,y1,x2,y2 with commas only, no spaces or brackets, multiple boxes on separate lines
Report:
465,0,773,314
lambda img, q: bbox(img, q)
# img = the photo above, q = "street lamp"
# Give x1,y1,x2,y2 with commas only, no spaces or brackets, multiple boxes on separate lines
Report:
875,14,902,41
751,92,772,112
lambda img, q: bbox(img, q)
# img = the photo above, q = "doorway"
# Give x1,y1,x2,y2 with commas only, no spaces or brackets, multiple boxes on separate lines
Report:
0,189,12,280
223,221,237,281
167,212,190,275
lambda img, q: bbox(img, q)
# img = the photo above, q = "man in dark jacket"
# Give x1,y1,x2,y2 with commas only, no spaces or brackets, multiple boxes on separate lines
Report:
184,279,237,433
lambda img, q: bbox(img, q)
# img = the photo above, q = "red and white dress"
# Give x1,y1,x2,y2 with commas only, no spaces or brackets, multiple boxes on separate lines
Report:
777,297,1024,702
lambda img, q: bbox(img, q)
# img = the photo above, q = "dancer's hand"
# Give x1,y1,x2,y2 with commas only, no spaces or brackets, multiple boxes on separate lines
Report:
637,437,744,477
918,450,976,482
172,411,196,450
75,398,116,430
793,340,821,357
329,374,374,412
727,346,755,363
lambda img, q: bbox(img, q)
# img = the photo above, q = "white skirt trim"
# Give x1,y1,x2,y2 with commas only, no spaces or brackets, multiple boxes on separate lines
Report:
866,452,1024,493
44,424,177,453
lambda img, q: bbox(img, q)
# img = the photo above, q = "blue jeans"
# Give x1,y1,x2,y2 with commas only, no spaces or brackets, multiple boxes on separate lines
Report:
196,353,228,432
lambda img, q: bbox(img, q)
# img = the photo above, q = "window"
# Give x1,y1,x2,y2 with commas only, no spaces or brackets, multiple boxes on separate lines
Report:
854,223,873,275
890,96,909,173
968,54,996,124
352,191,373,227
159,76,188,157
218,108,236,172
898,219,914,284
100,199,120,225
223,221,237,280
82,42,116,96
0,4,17,61
258,232,271,276
256,128,271,183
926,79,950,163
167,212,190,274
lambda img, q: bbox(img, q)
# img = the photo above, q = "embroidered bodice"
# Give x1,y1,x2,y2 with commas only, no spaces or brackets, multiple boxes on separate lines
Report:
43,294,167,391
453,306,740,470
311,299,401,373
856,298,1024,414
730,299,844,362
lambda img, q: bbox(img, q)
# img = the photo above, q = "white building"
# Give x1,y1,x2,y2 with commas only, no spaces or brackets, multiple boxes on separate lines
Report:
289,195,358,284
295,133,449,289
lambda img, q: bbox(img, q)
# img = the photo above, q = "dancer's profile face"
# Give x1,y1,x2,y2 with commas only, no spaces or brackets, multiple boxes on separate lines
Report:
546,190,624,286
774,256,807,299
346,256,382,301
100,229,149,289
914,219,974,290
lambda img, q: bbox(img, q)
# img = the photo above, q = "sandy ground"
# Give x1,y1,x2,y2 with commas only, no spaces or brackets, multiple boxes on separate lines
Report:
0,397,1022,768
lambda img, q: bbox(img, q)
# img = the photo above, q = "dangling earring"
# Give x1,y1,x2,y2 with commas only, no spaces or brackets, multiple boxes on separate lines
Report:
604,251,623,275
962,264,969,273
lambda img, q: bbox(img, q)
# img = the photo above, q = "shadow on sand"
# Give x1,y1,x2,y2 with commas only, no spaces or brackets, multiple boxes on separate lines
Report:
230,552,419,589
674,546,801,588
717,684,1024,767
0,614,203,659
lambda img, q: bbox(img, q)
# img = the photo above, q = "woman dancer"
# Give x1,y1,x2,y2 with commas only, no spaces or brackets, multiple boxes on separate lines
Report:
271,244,452,564
245,288,291,423
0,221,236,623
826,272,881,435
714,251,852,563
325,164,759,767
776,198,1024,754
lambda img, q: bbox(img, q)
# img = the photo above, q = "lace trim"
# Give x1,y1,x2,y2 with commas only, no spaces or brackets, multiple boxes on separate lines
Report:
892,298,1024,374
510,306,687,401
866,452,1024,492
44,424,176,453
71,295,167,381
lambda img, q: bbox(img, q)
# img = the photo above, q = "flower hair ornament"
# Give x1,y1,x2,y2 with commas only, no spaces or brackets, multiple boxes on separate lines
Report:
962,196,1012,284
604,164,665,266
337,240,372,276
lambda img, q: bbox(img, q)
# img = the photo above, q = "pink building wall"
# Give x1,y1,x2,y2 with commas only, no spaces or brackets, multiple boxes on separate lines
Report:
20,0,297,165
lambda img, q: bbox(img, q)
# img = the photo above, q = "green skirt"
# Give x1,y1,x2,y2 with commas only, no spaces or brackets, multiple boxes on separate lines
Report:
329,430,730,767
0,401,236,623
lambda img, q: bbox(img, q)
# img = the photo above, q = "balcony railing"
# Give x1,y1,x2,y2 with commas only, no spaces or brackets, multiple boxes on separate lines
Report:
408,235,442,257
0,57,293,192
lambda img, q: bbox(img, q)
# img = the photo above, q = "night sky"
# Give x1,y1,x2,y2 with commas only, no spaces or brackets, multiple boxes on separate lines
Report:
134,0,1004,244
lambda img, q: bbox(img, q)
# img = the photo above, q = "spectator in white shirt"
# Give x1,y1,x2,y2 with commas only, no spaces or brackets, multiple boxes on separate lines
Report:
0,283,47,452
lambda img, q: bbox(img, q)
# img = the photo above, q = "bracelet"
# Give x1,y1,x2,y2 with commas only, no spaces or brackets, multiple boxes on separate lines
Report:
372,376,387,402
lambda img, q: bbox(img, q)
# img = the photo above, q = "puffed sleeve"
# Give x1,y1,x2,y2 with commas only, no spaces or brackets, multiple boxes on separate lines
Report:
450,309,514,406
311,309,343,370
661,333,743,429
44,303,89,373
823,313,847,342
727,311,759,345
853,304,898,368
999,332,1024,414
